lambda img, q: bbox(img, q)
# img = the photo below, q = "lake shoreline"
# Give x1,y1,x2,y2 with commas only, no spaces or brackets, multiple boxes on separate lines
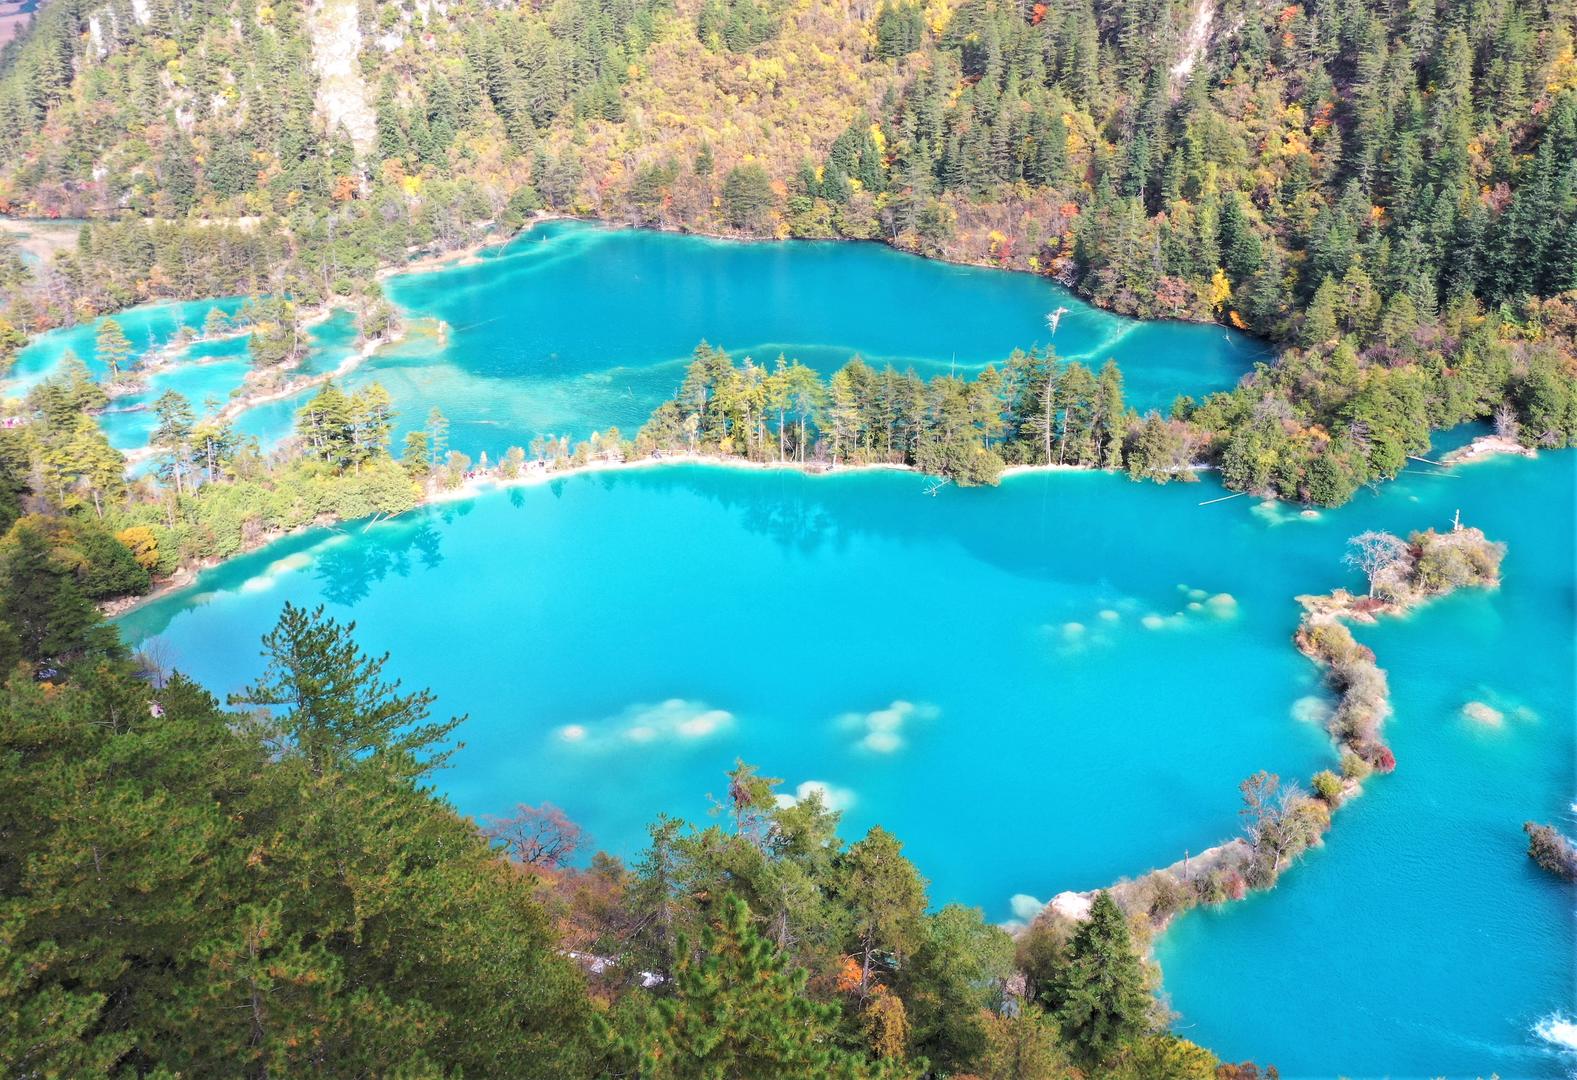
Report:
382,212,1236,336
101,453,912,617
107,449,1167,618
1025,526,1507,947
1439,432,1539,465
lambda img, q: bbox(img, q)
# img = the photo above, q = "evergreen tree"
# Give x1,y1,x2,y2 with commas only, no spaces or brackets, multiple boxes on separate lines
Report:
230,602,461,778
401,429,431,480
1042,890,1151,1068
842,826,927,998
151,390,196,496
426,407,450,469
609,894,893,1079
94,319,133,379
721,162,776,231
0,517,120,674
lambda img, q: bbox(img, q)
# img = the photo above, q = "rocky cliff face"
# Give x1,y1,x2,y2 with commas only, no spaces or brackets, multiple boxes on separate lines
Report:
307,0,377,154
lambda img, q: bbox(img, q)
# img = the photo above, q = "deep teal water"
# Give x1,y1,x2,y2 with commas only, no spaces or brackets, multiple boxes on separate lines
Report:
367,221,1268,454
119,444,1575,1078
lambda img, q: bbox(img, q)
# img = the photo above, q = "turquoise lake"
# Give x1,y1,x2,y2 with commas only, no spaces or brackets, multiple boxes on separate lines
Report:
5,222,1268,456
365,221,1269,453
119,444,1576,1078
8,224,1571,1075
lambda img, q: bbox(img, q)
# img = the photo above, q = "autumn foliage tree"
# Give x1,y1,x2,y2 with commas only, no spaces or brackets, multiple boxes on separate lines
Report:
483,802,586,868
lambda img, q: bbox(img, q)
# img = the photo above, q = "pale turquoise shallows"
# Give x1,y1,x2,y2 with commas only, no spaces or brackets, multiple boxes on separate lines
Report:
6,224,1267,458
6,296,246,395
230,310,366,452
119,443,1576,1079
4,305,367,456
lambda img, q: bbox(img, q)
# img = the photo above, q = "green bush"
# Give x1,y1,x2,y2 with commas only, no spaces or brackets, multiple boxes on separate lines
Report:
1311,769,1344,805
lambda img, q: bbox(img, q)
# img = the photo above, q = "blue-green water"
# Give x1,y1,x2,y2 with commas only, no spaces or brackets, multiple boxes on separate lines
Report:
1156,447,1577,1077
119,444,1575,1078
230,310,366,452
5,304,368,455
367,221,1268,454
5,297,246,394
8,224,1267,457
11,227,1570,1075
98,337,252,451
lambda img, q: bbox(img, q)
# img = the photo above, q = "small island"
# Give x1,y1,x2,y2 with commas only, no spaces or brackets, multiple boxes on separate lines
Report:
1524,822,1577,882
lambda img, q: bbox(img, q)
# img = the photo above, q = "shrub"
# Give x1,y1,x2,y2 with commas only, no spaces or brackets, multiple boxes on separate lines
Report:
1327,658,1389,744
1241,850,1280,890
1524,822,1577,881
1194,866,1248,905
1311,769,1344,805
1339,748,1372,781
1287,795,1331,841
116,526,160,570
1125,870,1191,924
1410,528,1505,594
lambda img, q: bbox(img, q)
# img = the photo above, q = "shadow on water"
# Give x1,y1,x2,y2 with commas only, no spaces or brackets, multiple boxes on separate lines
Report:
312,517,446,607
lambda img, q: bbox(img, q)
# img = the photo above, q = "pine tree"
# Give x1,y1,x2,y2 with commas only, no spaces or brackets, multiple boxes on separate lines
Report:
151,391,196,497
1303,276,1340,346
1041,890,1150,1068
94,319,133,380
401,429,431,480
349,383,395,466
0,646,590,1077
0,518,119,673
610,894,890,1079
425,407,450,468
842,826,927,998
296,383,355,469
67,416,128,517
230,603,461,778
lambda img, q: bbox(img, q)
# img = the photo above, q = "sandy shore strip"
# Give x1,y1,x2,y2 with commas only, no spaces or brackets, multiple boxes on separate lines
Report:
102,453,917,616
426,453,915,505
1439,433,1538,465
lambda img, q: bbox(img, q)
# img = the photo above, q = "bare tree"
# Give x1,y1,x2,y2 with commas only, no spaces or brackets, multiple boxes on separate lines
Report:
1239,771,1313,885
1344,530,1409,597
134,637,178,690
481,802,585,869
1492,402,1520,442
1239,770,1282,851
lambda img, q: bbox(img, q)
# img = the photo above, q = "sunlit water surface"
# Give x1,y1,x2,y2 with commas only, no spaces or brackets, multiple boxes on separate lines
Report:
120,441,1575,1079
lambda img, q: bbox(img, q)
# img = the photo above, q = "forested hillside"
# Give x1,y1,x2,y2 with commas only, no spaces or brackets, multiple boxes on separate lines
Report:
3,0,1574,306
0,0,1574,499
